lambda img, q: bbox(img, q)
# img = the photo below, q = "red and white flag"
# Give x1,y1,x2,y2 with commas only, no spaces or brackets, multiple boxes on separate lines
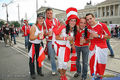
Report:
28,44,35,63
37,46,45,67
70,49,77,72
64,41,71,62
89,46,108,76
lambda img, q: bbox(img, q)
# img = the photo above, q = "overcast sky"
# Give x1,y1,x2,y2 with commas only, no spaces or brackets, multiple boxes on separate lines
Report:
0,0,105,23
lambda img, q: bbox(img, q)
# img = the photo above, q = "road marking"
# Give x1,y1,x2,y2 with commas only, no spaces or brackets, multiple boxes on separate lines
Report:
11,46,71,79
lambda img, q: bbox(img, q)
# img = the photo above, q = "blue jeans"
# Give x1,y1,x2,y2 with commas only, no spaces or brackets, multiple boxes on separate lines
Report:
25,35,29,48
119,31,120,39
11,34,16,44
75,46,89,79
106,40,114,55
47,41,57,72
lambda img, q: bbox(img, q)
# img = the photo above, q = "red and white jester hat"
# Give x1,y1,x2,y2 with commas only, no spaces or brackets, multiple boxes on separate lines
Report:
65,7,80,25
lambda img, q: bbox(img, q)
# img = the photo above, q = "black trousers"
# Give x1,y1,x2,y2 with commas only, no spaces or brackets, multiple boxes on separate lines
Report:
28,42,42,75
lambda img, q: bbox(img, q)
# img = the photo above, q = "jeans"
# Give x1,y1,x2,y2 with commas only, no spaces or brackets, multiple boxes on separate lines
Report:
11,34,16,44
106,40,114,55
47,41,57,72
75,46,89,79
4,35,11,45
118,31,120,39
25,35,29,48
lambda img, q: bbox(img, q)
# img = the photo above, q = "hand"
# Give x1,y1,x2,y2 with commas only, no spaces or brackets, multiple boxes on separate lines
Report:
48,31,52,37
90,32,98,38
80,38,86,45
71,45,75,50
39,33,44,39
67,36,74,41
37,33,43,39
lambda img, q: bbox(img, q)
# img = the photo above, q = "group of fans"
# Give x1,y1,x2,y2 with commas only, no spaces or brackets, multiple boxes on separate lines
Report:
0,7,113,80
20,7,112,80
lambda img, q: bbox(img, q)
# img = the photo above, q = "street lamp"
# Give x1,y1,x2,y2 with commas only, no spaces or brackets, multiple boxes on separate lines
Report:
2,1,13,23
2,3,8,23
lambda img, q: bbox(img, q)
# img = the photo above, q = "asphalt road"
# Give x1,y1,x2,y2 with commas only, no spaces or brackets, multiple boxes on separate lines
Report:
0,37,120,80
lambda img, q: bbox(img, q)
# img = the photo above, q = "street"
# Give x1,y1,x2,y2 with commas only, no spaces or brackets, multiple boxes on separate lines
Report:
0,35,120,80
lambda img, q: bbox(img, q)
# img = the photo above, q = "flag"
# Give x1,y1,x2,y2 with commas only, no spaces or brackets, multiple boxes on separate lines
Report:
89,46,107,76
37,46,45,67
28,44,35,63
70,49,77,72
64,41,71,62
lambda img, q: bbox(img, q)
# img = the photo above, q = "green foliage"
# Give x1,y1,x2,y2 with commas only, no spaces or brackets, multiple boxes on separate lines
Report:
0,21,5,27
10,21,20,27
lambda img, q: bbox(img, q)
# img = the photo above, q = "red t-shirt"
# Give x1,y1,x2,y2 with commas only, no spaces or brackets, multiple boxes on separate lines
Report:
75,29,90,47
87,22,111,50
22,25,30,36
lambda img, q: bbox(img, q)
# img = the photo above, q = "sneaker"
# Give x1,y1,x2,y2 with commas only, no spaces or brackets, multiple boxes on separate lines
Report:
109,54,114,58
38,73,44,76
31,75,36,79
74,73,80,77
52,72,56,76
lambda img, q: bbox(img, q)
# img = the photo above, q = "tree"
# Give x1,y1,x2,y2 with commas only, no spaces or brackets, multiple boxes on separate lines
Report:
10,21,20,27
0,21,5,27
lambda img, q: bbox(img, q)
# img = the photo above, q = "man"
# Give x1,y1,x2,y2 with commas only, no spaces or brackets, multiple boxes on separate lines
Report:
103,21,114,57
10,24,16,44
45,8,60,75
21,20,30,49
85,13,111,80
4,23,12,46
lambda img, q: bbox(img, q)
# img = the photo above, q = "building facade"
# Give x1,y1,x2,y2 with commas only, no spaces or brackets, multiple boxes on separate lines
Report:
96,0,120,24
37,0,120,25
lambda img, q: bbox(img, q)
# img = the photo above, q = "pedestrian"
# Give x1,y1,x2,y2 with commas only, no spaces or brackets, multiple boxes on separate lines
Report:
21,20,30,49
74,17,90,80
115,25,118,38
53,7,79,80
85,13,111,80
3,23,12,46
118,26,120,39
103,21,114,57
2,25,5,42
28,13,45,79
111,27,114,38
45,8,60,75
10,24,16,44
0,28,2,42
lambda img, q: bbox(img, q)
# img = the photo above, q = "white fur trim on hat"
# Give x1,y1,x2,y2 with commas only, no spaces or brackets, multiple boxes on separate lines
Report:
67,11,78,18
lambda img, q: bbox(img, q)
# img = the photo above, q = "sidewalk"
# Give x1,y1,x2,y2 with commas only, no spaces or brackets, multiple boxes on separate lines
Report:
16,34,120,80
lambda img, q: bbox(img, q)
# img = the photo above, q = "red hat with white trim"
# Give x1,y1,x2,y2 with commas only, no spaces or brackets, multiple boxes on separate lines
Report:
24,20,28,23
65,7,79,25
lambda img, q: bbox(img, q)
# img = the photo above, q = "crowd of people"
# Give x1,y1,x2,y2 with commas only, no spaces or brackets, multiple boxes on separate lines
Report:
0,7,117,80
111,25,120,38
0,23,19,46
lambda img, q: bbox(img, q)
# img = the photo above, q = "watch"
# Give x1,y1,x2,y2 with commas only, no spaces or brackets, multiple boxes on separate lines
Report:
98,35,100,38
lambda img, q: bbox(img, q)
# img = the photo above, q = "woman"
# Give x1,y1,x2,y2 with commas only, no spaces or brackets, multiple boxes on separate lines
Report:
28,13,46,79
74,17,90,80
53,7,79,80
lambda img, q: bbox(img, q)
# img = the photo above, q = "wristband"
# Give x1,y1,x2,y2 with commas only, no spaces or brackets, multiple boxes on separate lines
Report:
98,35,100,38
98,35,104,39
101,35,104,39
63,37,67,40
